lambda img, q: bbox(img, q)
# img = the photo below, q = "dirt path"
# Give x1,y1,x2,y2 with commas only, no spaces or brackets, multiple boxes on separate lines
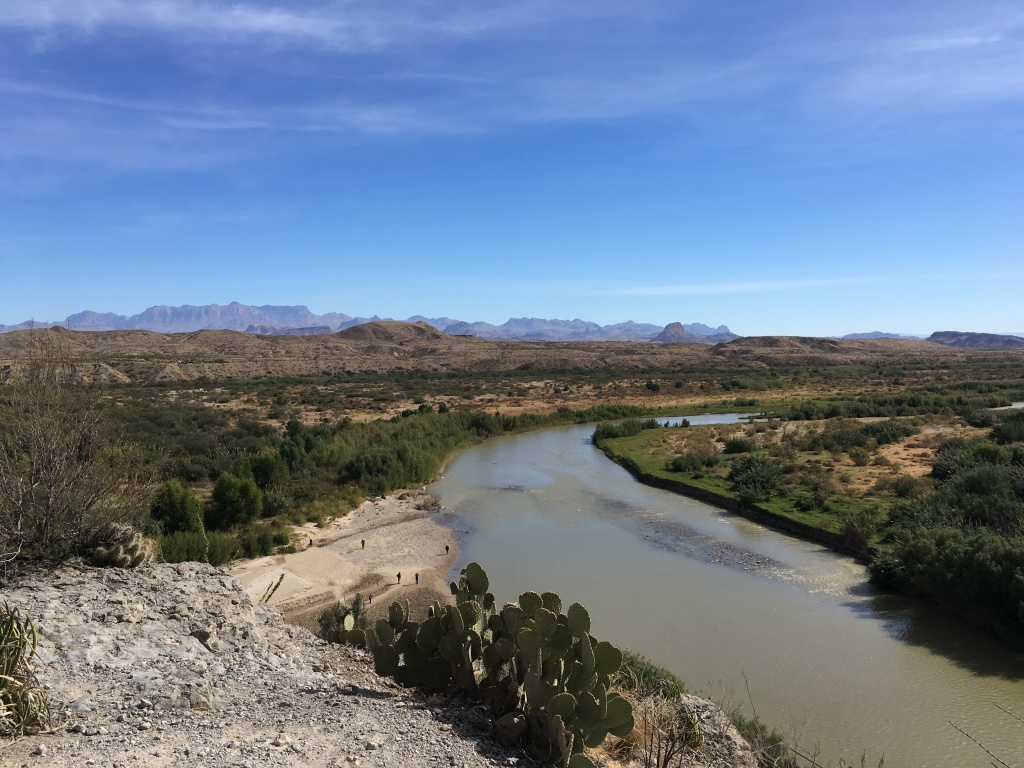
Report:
229,492,459,631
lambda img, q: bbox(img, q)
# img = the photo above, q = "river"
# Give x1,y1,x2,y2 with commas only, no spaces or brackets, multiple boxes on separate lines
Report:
430,416,1024,768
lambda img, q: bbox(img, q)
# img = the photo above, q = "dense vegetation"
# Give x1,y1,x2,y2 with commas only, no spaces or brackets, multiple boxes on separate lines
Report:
871,410,1024,642
593,416,915,554
595,402,1024,644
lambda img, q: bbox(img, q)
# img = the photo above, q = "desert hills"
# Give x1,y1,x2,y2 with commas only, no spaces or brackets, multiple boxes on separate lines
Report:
3,321,1023,384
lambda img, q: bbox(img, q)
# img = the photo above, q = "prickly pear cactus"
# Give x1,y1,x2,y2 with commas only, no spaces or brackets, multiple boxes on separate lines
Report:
331,562,632,768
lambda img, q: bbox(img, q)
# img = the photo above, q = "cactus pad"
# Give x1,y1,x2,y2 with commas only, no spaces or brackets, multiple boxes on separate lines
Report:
517,627,543,658
603,694,634,737
416,616,442,652
375,619,395,646
568,753,597,768
592,641,622,676
519,591,543,616
541,591,562,614
580,634,595,672
463,562,489,595
423,656,452,694
457,600,482,632
547,692,577,719
373,645,399,677
534,608,559,638
566,603,591,638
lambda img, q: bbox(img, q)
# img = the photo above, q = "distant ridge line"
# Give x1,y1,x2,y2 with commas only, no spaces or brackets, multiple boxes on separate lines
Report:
0,302,736,344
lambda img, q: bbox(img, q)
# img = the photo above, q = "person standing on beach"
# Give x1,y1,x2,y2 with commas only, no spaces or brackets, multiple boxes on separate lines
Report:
397,572,401,585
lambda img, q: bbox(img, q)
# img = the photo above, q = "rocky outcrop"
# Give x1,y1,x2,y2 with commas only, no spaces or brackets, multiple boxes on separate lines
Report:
2,562,521,767
2,562,757,768
652,323,739,344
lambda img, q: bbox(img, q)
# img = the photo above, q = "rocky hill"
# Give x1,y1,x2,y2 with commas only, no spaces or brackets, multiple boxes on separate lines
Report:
2,562,755,768
652,323,738,344
927,330,1024,349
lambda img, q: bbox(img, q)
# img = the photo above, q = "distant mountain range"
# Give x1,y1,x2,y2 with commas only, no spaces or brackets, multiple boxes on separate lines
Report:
841,332,927,340
927,331,1024,349
0,302,737,344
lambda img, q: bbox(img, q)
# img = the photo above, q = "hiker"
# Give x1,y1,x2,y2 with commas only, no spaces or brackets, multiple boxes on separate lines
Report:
445,544,450,555
309,537,313,548
397,572,401,585
361,539,365,549
415,573,419,585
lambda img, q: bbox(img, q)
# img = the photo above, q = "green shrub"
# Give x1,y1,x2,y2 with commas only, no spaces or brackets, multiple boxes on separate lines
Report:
722,436,757,454
261,489,293,518
729,456,783,504
248,453,289,490
159,530,209,563
860,418,917,445
849,447,871,466
889,475,929,499
992,411,1024,445
236,525,275,558
669,452,720,472
206,532,241,566
592,418,661,443
150,480,205,535
960,409,995,428
615,649,686,698
206,472,263,530
837,507,881,552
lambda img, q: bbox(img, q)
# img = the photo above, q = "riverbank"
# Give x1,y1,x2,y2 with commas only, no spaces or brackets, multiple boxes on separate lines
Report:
229,490,460,632
594,441,858,558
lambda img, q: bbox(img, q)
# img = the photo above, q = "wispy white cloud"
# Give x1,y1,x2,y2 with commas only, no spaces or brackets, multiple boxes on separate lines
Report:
1,0,1023,188
0,0,638,51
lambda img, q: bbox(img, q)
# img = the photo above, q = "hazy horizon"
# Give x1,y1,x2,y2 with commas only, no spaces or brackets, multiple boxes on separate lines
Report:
2,2,1022,336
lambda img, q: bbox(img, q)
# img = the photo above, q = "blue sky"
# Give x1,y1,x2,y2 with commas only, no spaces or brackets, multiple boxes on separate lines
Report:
1,1,1022,336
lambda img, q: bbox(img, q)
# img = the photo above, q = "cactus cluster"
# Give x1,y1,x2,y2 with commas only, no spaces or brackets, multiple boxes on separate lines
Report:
337,562,633,768
86,523,158,569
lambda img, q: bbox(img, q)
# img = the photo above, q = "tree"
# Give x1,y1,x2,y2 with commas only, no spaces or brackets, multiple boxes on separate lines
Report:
150,479,205,535
207,472,263,530
248,453,289,491
0,336,150,563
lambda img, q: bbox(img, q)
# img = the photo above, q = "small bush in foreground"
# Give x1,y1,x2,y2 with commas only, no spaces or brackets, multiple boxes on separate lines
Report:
615,649,687,699
1,603,55,738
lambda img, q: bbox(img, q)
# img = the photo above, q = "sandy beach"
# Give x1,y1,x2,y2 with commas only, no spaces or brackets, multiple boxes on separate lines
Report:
229,491,459,632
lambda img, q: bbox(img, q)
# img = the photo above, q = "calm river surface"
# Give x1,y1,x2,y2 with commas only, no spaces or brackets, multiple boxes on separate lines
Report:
430,416,1024,768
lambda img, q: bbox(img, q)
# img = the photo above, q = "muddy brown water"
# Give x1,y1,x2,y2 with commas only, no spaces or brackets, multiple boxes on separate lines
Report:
431,415,1024,768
